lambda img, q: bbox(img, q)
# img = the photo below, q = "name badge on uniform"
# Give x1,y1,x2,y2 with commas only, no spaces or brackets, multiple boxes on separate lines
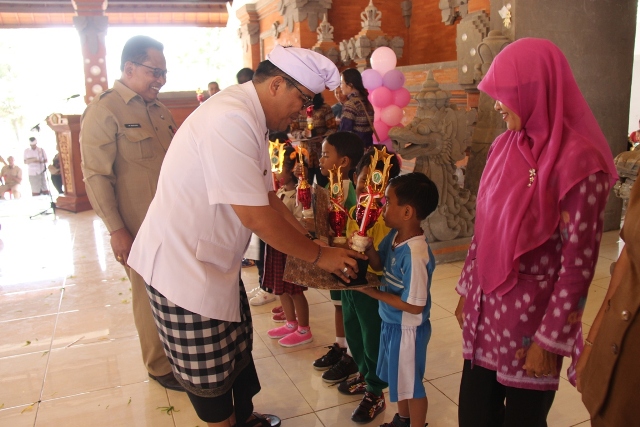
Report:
124,124,141,128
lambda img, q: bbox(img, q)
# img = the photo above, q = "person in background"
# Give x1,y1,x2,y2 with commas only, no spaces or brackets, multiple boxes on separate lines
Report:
237,67,254,84
24,137,48,196
80,35,182,392
339,68,375,148
454,38,617,427
290,93,337,187
331,85,347,121
0,156,22,199
128,45,364,427
49,153,63,194
208,81,220,97
577,176,640,425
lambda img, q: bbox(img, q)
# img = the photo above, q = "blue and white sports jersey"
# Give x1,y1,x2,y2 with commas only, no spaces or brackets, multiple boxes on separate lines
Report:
377,230,435,326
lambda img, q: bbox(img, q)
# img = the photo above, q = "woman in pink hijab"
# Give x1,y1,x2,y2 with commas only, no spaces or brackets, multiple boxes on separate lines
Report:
454,38,617,426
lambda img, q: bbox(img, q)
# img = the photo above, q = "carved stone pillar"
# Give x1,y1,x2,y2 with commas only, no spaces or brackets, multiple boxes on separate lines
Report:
311,14,340,65
277,0,333,34
46,114,92,213
72,1,108,105
464,30,510,196
237,4,261,69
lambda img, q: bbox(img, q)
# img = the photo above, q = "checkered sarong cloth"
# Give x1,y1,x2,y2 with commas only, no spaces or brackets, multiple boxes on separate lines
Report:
146,282,253,397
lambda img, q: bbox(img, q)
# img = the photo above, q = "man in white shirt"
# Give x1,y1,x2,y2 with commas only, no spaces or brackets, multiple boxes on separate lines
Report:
23,137,48,196
129,45,365,427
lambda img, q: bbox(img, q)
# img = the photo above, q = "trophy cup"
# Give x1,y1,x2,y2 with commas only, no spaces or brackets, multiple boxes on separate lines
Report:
293,146,314,219
349,147,395,285
327,165,348,245
268,138,287,191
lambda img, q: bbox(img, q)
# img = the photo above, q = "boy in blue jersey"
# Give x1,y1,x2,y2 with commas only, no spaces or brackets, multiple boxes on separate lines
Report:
357,173,439,427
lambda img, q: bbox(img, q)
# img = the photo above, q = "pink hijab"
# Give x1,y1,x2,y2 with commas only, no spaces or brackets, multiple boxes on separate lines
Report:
475,38,617,296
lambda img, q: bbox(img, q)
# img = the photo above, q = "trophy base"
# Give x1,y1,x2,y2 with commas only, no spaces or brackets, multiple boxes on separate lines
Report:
333,236,347,245
302,209,314,219
331,258,370,287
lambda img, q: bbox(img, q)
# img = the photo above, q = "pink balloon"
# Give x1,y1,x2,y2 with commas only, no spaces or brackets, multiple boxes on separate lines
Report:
370,87,392,108
392,87,411,107
373,106,382,120
380,105,403,127
382,69,405,91
373,120,389,142
370,47,397,75
361,69,383,91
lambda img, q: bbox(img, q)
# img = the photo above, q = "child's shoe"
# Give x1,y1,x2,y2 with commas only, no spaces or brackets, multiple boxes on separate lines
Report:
271,305,284,314
379,413,429,427
321,354,358,383
272,311,287,322
338,372,367,395
312,343,345,371
246,287,261,298
249,289,276,306
278,327,313,347
267,322,297,339
351,391,385,423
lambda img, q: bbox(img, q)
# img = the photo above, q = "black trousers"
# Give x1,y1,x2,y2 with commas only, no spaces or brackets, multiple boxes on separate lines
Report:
186,358,261,425
458,360,556,427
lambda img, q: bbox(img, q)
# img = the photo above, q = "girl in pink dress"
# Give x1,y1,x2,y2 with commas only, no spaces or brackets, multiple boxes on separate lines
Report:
455,38,617,427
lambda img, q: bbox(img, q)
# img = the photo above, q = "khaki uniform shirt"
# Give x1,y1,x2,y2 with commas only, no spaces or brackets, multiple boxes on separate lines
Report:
80,80,176,236
1,165,22,186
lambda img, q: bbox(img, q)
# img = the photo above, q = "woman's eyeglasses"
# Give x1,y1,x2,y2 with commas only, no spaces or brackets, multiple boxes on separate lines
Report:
132,62,168,79
283,77,313,109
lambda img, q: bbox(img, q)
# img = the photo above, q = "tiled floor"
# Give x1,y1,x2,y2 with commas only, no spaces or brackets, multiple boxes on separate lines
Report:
0,196,622,426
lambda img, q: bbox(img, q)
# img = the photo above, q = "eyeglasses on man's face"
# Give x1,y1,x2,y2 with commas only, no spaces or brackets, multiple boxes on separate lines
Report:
283,76,313,109
132,62,168,79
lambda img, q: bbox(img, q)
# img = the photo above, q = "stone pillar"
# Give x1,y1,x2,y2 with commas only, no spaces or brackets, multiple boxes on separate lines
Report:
46,114,92,213
236,4,261,70
72,0,108,105
490,0,638,231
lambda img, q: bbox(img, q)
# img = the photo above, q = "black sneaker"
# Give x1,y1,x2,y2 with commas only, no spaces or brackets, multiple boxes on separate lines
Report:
351,391,385,423
380,413,429,427
338,372,367,395
313,343,345,371
321,354,358,384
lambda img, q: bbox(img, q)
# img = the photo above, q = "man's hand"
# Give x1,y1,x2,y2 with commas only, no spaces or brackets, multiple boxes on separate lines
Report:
110,228,134,266
316,246,367,283
522,341,558,378
455,296,466,329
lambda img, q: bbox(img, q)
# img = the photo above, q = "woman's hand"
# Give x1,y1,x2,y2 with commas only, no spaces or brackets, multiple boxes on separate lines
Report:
575,344,593,393
522,341,558,378
455,296,466,329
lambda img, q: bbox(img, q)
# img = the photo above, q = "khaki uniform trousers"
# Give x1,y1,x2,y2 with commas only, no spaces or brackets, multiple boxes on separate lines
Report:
125,264,172,376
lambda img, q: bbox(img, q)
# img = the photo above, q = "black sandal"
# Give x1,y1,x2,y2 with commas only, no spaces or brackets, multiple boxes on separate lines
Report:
244,412,281,427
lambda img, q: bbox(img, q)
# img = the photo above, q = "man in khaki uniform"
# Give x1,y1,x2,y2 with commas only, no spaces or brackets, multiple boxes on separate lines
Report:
0,156,22,199
80,35,182,391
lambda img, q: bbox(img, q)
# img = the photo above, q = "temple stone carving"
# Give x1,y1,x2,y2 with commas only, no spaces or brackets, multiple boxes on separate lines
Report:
613,150,640,204
464,30,510,196
277,0,332,33
388,72,477,242
401,0,412,28
338,0,404,69
456,11,490,87
312,14,340,64
439,0,468,25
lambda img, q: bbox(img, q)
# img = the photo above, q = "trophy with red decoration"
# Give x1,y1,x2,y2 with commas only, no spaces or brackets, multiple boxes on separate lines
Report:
269,138,286,191
196,88,205,104
352,147,395,252
292,146,314,219
327,166,348,245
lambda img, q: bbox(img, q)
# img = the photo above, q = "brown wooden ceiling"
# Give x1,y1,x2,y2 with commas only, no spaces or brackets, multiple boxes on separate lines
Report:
0,0,230,28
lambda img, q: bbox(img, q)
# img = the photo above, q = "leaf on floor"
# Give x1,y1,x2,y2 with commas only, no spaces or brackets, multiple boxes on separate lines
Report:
23,340,31,346
118,292,122,295
157,406,179,415
127,397,131,405
42,351,49,357
0,403,4,409
121,277,127,281
122,299,130,304
21,402,36,414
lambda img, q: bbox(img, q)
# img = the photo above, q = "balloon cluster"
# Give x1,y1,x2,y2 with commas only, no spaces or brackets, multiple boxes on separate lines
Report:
362,47,410,151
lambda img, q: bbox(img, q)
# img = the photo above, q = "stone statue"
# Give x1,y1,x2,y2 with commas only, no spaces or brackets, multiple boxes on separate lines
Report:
388,71,477,242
